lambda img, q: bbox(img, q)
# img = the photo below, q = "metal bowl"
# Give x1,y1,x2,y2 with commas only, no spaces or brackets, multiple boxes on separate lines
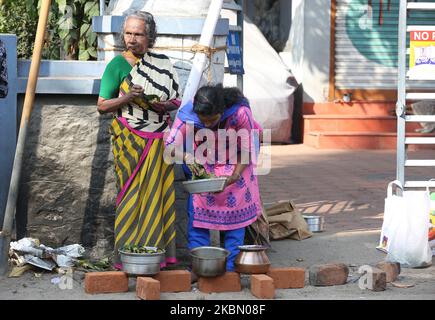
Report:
303,215,325,232
235,245,271,274
182,177,227,194
190,246,230,277
119,248,165,275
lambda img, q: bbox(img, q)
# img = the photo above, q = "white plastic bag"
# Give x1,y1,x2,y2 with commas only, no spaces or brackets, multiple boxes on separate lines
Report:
380,180,432,268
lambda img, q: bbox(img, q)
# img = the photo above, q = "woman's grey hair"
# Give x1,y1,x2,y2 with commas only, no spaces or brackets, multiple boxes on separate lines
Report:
120,10,157,48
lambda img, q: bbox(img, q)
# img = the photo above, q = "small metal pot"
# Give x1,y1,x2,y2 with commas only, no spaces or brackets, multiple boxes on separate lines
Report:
303,215,325,232
119,249,165,275
190,246,230,277
234,245,271,274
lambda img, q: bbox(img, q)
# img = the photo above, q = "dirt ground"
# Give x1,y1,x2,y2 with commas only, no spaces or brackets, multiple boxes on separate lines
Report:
0,230,434,300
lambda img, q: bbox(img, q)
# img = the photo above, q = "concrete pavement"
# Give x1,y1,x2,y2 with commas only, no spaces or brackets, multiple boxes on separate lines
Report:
0,144,434,299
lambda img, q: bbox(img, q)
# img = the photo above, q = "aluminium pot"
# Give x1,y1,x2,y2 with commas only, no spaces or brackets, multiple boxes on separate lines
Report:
303,215,325,232
119,248,165,275
190,246,230,277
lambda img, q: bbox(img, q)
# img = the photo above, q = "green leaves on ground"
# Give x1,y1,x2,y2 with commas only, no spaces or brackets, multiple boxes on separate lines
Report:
76,257,111,271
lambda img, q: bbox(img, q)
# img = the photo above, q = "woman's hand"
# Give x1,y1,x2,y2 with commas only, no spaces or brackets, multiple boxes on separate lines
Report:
127,84,144,101
150,101,179,114
150,101,167,115
184,153,202,176
224,172,241,188
223,164,247,190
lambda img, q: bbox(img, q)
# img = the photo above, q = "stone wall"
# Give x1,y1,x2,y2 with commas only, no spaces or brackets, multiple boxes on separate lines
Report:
16,95,189,261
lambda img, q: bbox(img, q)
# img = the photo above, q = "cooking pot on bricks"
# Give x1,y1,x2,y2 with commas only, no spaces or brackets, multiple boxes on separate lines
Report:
190,246,230,277
119,248,165,275
234,245,271,274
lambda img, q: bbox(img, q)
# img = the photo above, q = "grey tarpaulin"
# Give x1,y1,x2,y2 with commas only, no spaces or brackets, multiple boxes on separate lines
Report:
224,16,297,143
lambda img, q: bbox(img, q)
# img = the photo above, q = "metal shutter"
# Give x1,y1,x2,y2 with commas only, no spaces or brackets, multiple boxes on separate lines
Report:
335,0,435,90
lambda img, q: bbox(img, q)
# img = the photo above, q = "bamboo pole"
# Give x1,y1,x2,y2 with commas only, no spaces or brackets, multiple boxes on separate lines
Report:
0,0,52,275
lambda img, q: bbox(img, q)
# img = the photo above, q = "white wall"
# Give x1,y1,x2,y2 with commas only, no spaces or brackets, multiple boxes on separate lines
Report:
281,0,331,103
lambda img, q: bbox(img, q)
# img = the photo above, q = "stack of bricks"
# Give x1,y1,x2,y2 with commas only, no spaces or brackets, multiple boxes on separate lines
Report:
83,268,308,299
85,263,383,298
83,270,192,300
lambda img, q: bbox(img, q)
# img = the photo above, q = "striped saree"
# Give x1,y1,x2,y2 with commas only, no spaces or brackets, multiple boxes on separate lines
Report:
110,51,180,265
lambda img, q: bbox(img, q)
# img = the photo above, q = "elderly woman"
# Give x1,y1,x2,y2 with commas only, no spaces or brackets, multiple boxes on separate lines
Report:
97,11,180,268
165,84,263,272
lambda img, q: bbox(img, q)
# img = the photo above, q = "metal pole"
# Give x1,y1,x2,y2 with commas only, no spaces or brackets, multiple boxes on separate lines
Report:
180,0,224,108
99,0,105,16
396,0,407,185
237,0,244,92
0,0,52,275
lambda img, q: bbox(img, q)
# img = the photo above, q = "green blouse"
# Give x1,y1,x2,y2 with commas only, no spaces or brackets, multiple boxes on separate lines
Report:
99,55,132,99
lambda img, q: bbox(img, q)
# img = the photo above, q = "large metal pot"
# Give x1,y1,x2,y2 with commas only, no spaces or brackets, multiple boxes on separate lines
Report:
190,246,230,277
234,245,271,274
119,248,165,275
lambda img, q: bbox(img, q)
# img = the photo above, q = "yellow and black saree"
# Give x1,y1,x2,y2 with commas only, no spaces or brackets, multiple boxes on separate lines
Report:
110,51,180,265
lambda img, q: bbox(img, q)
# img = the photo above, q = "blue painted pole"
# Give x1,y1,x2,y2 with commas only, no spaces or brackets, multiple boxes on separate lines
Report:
0,35,17,231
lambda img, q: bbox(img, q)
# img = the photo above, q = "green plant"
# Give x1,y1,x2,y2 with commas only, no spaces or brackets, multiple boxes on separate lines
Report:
0,0,39,59
0,0,101,60
56,0,100,60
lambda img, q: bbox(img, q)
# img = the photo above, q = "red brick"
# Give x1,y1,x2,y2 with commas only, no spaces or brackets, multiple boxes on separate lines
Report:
153,270,191,292
84,271,128,294
251,274,275,299
361,267,386,292
309,263,349,286
136,277,160,300
376,262,400,283
198,272,241,293
266,267,305,289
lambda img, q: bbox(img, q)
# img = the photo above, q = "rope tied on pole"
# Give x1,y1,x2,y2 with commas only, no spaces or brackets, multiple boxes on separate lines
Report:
152,44,227,82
